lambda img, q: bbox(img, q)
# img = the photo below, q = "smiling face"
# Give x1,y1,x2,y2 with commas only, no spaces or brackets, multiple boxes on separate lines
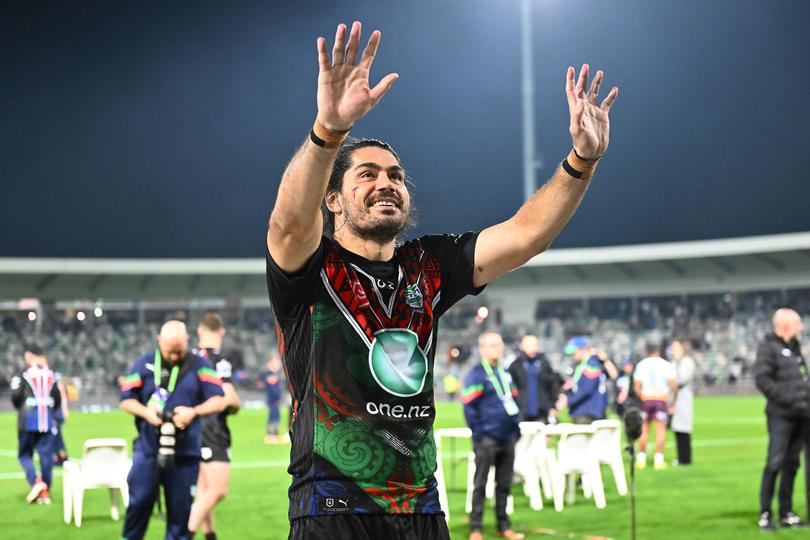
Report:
326,145,411,244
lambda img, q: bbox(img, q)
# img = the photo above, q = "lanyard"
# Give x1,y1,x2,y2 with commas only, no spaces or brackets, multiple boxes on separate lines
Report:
154,349,180,393
481,360,510,399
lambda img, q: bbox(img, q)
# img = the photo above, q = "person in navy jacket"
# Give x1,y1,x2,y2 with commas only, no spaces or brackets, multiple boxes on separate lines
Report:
119,321,225,540
462,332,524,540
564,336,617,424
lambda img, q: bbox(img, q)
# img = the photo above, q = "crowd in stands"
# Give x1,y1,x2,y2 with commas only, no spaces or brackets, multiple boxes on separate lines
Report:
2,288,810,401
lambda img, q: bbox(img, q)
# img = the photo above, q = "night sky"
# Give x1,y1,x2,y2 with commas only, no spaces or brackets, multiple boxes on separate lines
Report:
2,0,809,258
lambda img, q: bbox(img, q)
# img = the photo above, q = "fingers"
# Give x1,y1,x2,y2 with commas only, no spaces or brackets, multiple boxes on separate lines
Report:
316,37,329,72
600,86,619,112
574,63,589,99
369,72,399,105
331,23,347,66
565,66,576,107
588,70,603,105
344,21,362,65
359,30,382,69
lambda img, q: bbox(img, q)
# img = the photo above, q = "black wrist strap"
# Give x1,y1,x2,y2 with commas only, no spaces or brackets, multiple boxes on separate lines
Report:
309,129,328,148
562,158,584,179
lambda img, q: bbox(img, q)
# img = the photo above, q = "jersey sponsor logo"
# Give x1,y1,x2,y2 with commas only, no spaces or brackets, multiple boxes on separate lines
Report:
404,283,423,309
365,401,432,419
319,495,354,513
368,329,428,397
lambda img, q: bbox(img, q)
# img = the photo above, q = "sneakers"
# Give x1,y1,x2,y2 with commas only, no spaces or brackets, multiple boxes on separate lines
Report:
780,512,809,528
496,530,526,540
37,487,51,505
635,452,647,469
26,479,47,504
758,511,775,531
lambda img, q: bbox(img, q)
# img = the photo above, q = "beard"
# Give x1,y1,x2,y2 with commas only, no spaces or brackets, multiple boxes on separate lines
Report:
342,207,409,243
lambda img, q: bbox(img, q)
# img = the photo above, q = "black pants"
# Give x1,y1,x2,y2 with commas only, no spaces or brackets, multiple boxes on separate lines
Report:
759,414,804,516
674,431,692,464
470,435,515,533
288,514,450,540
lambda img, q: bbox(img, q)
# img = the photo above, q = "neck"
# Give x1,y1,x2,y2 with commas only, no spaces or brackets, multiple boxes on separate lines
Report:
335,232,396,261
483,357,499,367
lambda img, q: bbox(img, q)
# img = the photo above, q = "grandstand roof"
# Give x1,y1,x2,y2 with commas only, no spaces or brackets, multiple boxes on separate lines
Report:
2,232,810,301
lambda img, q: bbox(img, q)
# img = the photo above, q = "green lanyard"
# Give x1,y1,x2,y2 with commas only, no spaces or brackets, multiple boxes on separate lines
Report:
481,360,510,399
154,349,180,393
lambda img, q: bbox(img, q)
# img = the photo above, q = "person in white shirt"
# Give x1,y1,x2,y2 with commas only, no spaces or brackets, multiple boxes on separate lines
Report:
670,339,696,465
633,342,678,470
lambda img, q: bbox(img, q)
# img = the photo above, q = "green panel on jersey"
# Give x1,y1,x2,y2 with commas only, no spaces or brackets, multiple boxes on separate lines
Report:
369,329,428,397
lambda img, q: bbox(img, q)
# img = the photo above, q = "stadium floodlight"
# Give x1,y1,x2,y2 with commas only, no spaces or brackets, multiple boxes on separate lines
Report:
77,311,86,322
94,306,103,318
27,311,36,322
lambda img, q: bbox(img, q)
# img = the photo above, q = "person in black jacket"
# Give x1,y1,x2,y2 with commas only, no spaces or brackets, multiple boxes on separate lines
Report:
508,335,561,423
754,308,810,531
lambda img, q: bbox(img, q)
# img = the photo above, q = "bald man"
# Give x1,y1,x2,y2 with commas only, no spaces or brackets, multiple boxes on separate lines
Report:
753,308,809,531
120,320,225,540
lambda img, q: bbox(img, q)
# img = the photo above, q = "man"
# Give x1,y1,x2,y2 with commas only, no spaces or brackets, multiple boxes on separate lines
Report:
10,344,60,504
188,314,241,540
264,354,284,444
508,335,561,423
670,339,696,466
266,21,617,539
462,332,523,540
614,357,640,418
753,308,809,531
564,336,616,424
633,342,678,471
120,320,225,540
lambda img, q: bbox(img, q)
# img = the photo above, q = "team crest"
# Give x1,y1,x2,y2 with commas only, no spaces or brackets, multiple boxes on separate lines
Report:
404,283,423,309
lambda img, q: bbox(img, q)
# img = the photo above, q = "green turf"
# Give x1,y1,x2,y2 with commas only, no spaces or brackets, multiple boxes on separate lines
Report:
0,396,801,539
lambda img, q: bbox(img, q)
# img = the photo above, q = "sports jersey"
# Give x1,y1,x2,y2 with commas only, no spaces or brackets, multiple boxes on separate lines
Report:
194,347,234,451
10,364,61,432
119,351,224,458
567,355,608,420
634,356,677,402
266,233,483,520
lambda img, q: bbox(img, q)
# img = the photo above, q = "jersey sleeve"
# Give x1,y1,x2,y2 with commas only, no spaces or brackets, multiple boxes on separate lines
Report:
120,360,146,402
214,358,233,384
197,358,225,401
266,237,329,320
419,232,485,317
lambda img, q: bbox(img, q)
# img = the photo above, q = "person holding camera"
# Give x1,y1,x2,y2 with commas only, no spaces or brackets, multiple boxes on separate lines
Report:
120,320,225,540
563,336,618,424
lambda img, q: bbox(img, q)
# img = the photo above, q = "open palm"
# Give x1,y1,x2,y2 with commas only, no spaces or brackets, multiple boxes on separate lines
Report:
565,64,618,160
316,22,398,132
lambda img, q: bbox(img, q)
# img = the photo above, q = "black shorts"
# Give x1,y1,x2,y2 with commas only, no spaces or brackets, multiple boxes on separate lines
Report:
289,514,450,540
200,440,230,463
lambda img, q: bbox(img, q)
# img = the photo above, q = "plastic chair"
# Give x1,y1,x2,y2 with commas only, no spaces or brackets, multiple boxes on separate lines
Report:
433,431,451,522
63,438,131,527
512,422,545,510
590,419,628,496
548,424,606,511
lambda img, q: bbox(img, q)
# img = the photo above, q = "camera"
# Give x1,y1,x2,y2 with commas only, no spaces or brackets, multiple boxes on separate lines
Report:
158,407,176,469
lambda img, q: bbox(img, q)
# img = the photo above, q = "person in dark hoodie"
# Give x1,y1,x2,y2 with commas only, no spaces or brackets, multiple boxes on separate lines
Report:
462,332,524,540
508,334,561,423
754,308,810,531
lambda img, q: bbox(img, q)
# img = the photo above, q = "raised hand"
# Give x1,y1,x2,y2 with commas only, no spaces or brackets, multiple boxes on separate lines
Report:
565,64,618,160
316,21,399,132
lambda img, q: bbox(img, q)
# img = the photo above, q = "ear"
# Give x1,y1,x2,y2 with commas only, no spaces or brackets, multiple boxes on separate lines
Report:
325,190,342,214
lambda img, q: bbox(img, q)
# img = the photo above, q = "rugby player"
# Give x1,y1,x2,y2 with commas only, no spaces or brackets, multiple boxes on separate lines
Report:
266,21,618,539
188,313,241,540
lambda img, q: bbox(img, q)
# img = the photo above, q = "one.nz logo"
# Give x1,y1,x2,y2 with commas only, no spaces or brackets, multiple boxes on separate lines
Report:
404,283,423,310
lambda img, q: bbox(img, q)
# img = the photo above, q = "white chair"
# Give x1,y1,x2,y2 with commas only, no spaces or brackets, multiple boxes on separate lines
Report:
512,422,544,510
63,438,132,527
548,424,606,511
433,431,451,522
590,419,628,496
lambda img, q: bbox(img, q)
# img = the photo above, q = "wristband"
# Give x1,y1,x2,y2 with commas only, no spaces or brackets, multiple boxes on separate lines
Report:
310,120,351,149
562,148,599,181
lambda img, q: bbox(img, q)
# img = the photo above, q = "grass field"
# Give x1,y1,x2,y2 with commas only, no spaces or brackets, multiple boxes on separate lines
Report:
0,395,803,539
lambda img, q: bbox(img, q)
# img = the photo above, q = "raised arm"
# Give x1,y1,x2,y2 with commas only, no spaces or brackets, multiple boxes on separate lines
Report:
473,64,618,287
267,21,398,272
